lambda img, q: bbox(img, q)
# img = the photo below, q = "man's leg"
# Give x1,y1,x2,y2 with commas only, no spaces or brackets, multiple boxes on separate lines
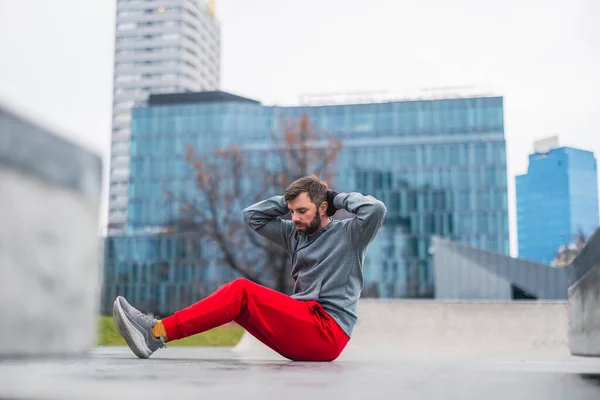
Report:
162,278,350,361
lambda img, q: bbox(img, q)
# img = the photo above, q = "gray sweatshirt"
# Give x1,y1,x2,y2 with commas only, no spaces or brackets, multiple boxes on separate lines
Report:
242,192,387,337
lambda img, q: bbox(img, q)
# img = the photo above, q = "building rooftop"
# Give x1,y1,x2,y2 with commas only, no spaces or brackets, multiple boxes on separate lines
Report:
148,91,261,106
147,89,502,108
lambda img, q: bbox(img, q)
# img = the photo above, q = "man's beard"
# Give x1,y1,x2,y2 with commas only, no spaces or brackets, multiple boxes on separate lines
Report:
296,213,322,236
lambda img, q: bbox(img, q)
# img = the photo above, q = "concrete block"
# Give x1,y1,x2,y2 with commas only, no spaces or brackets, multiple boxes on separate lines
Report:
568,264,600,356
235,300,571,360
0,104,102,358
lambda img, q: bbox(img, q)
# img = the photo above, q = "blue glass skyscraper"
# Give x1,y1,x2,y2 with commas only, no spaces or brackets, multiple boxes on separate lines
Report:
101,91,509,314
516,140,599,264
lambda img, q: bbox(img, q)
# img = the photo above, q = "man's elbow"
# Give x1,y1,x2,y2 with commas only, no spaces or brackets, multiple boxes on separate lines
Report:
360,198,387,226
242,207,253,224
371,198,387,219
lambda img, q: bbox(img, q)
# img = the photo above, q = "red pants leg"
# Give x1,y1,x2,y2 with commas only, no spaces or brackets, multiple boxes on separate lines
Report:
161,278,350,361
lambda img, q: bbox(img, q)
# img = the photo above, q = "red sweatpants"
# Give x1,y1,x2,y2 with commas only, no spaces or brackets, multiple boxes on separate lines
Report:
162,278,350,361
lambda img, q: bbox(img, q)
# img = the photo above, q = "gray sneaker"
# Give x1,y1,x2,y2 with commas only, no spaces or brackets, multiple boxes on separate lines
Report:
112,296,165,359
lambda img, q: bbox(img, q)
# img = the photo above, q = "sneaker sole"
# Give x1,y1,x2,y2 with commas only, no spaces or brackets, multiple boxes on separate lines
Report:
113,298,152,359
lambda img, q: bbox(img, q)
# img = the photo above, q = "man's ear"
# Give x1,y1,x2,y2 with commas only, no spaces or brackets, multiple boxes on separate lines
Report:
320,201,328,216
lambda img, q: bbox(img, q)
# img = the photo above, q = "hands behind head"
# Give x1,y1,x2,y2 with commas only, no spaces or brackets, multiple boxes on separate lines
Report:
326,190,339,217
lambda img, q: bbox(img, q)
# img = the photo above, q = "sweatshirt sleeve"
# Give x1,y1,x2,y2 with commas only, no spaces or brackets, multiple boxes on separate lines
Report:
242,195,296,253
333,192,387,248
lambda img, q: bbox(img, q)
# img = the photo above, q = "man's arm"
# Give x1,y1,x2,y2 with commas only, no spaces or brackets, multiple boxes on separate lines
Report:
242,195,296,253
332,192,387,248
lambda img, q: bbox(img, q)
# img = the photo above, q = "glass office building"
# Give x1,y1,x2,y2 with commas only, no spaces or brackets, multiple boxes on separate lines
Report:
517,142,599,264
101,91,508,314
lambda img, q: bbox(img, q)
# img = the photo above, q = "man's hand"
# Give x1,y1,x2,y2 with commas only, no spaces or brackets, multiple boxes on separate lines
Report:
326,190,339,216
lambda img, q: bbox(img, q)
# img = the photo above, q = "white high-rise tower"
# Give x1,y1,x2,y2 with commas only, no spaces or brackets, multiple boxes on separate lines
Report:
108,0,220,233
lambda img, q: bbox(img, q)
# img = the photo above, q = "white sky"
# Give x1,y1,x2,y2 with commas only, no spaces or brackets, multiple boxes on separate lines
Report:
1,0,598,256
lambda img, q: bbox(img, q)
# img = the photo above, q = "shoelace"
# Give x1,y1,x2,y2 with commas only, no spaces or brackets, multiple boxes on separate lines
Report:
122,302,168,349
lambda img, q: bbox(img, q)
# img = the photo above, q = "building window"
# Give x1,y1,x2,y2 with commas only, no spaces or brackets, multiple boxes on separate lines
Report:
117,22,136,31
115,113,131,122
117,10,143,17
114,100,136,109
116,75,138,83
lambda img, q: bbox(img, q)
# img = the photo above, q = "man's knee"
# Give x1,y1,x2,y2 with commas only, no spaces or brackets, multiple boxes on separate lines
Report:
229,278,256,320
229,278,253,293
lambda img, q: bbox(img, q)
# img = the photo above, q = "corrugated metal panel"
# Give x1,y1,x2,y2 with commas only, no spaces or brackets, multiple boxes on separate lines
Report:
432,236,569,300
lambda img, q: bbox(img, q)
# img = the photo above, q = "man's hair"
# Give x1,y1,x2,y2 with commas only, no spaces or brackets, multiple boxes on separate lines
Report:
284,175,328,207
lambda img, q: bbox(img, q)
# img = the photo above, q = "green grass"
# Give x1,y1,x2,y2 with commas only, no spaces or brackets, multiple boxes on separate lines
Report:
98,316,245,347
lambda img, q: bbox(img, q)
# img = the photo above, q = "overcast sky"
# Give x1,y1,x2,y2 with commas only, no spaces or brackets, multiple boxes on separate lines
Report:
1,0,598,255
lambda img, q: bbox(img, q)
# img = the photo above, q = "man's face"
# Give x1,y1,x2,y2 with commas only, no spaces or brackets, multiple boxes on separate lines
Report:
287,192,324,236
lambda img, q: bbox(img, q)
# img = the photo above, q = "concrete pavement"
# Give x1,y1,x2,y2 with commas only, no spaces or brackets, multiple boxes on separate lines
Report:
2,300,593,399
0,347,599,400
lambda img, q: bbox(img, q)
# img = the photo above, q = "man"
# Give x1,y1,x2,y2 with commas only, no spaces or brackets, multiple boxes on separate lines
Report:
113,175,386,361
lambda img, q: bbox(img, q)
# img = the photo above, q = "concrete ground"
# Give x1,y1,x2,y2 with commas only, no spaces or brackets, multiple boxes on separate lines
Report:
0,347,599,400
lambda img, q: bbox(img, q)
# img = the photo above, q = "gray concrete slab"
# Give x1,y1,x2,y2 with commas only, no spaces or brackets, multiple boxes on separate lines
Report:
236,301,572,360
1,104,103,358
1,347,599,400
568,228,600,356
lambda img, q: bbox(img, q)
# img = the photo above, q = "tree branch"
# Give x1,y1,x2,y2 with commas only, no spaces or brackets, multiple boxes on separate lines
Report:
175,114,343,293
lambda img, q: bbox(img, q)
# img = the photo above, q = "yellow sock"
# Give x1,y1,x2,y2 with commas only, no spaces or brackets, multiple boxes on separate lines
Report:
152,320,168,341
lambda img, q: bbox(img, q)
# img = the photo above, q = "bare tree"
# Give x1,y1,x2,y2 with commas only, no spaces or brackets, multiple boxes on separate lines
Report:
165,114,342,294
551,229,589,267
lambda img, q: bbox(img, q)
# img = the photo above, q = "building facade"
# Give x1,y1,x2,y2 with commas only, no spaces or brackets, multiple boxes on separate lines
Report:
432,236,569,300
516,138,599,265
101,90,509,314
102,232,238,315
108,0,221,234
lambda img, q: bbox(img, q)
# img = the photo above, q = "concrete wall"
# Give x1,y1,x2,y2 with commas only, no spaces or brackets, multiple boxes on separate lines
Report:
569,228,600,283
434,239,512,300
568,230,600,356
0,105,102,358
235,300,570,361
569,265,600,356
432,236,569,300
